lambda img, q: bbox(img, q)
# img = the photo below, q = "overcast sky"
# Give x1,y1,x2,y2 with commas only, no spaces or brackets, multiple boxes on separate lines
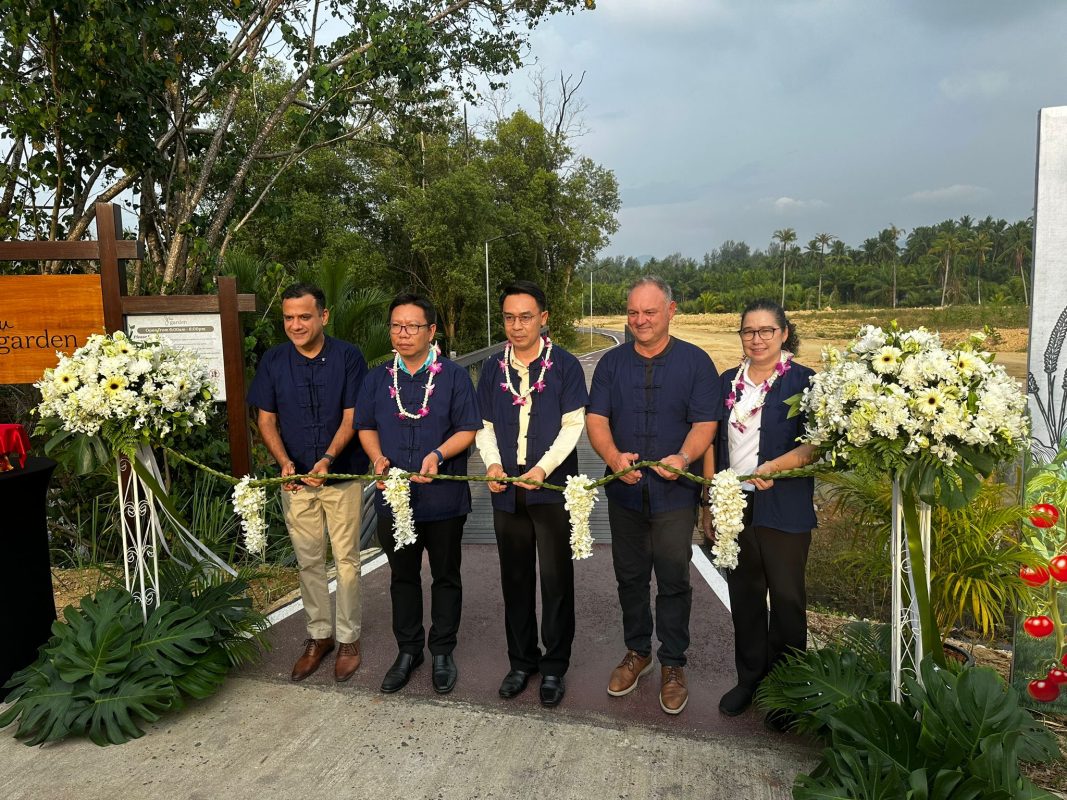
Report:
481,0,1067,259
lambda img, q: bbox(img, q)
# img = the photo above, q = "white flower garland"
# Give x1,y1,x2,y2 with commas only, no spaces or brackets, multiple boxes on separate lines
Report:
389,345,441,420
709,470,747,570
382,472,417,550
563,474,598,560
232,476,268,555
499,336,554,405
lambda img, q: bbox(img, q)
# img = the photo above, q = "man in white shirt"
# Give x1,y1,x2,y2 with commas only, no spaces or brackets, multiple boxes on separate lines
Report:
475,281,589,707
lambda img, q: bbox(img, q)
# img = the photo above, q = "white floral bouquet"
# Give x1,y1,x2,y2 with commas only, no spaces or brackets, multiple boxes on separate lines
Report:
232,476,268,555
36,331,215,456
796,323,1028,507
563,474,598,560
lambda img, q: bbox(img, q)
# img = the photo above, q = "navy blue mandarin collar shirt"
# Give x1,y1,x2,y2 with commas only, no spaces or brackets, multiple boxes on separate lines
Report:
713,361,817,533
476,344,589,513
588,337,721,514
247,335,370,478
355,354,482,523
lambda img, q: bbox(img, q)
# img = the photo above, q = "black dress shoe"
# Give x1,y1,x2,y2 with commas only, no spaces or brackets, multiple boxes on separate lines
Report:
432,653,458,694
380,651,424,694
539,675,565,707
499,669,535,699
718,684,754,716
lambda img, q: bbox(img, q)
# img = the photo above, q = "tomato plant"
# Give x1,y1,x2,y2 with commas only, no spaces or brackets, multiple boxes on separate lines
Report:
1020,565,1051,587
1030,503,1060,529
1050,555,1067,582
1028,679,1060,702
1024,615,1055,638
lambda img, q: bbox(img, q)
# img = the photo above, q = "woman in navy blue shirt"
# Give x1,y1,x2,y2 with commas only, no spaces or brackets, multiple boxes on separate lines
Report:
705,299,816,730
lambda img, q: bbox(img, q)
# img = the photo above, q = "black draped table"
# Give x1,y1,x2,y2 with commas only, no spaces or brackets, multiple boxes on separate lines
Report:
1,457,58,697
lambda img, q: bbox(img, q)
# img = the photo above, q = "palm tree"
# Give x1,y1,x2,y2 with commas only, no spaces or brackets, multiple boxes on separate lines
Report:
812,232,836,310
698,291,715,314
1006,219,1032,305
969,231,992,306
772,227,797,307
877,225,905,309
930,230,964,307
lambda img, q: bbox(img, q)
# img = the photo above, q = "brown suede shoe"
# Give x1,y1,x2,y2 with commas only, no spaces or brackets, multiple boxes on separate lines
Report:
334,640,362,682
607,650,654,696
291,637,335,681
659,665,688,715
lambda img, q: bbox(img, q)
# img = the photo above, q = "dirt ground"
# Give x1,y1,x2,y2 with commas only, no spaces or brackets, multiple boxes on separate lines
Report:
583,311,1029,382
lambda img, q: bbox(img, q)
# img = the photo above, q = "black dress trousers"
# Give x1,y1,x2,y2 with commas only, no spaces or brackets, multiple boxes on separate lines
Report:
378,513,465,656
493,487,575,676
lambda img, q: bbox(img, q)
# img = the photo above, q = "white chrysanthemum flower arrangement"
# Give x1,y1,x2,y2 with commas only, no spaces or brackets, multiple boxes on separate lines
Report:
382,472,418,550
36,331,214,452
709,470,746,569
797,323,1028,504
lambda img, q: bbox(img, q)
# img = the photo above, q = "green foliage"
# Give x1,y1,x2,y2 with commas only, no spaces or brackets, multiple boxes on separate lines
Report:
790,658,1059,799
757,621,891,737
0,566,268,746
819,470,1032,640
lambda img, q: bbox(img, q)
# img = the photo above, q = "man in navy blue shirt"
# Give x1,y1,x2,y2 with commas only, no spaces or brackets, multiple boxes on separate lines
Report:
356,293,481,695
587,276,721,715
476,281,589,708
247,283,369,683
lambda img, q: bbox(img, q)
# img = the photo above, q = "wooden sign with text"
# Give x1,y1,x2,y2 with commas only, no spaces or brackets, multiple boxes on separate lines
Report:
0,275,105,384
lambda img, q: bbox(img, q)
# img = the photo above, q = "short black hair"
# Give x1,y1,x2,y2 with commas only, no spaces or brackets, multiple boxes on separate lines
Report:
388,292,437,326
282,282,326,312
499,280,547,312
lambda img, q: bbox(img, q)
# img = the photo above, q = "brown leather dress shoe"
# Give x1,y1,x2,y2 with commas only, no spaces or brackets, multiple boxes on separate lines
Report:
659,665,688,715
607,649,654,696
291,637,335,681
334,640,362,682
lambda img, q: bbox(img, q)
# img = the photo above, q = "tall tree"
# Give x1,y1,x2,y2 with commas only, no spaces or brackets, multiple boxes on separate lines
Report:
812,232,836,310
931,230,965,307
0,0,591,291
772,227,797,307
1006,219,1033,305
969,230,992,305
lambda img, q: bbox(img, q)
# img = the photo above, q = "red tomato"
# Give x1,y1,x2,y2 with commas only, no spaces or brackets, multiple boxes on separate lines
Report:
1062,652,1067,668
1050,556,1067,583
1048,668,1067,684
1024,616,1055,638
1031,503,1060,529
1028,679,1060,702
1020,565,1051,587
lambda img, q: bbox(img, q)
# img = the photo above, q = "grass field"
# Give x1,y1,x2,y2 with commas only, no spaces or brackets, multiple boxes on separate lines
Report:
581,304,1030,381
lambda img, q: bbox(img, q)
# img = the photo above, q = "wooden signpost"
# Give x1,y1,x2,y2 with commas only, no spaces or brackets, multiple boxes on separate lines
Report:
0,203,256,477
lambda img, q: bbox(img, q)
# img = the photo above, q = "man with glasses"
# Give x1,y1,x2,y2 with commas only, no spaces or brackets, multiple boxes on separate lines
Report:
475,281,588,707
587,276,721,715
356,293,481,695
247,282,369,683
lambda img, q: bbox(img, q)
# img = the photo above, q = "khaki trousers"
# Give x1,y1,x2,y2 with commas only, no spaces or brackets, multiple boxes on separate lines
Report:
280,480,363,643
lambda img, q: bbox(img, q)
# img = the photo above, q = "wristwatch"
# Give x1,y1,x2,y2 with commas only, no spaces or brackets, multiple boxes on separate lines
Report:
322,453,336,464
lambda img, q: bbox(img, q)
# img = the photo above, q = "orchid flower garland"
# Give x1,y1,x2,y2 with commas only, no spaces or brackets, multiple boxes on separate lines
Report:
709,470,746,569
499,336,554,405
563,474,598,559
725,352,792,433
232,476,268,555
389,344,442,420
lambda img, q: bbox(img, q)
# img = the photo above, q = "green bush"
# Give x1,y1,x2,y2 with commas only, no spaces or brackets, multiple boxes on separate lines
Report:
0,565,268,746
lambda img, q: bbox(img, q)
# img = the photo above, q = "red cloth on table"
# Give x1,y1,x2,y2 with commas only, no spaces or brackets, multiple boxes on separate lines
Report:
0,423,31,469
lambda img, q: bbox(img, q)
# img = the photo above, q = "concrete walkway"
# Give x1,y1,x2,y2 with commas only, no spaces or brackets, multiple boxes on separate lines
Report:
0,541,819,800
0,673,816,800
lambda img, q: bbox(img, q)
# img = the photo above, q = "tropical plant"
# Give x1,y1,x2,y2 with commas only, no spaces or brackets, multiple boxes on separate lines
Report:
820,470,1033,640
773,227,797,307
791,659,1058,798
0,565,268,746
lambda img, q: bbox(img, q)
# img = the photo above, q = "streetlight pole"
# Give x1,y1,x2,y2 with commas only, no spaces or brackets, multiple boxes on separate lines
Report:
589,267,594,347
484,231,520,348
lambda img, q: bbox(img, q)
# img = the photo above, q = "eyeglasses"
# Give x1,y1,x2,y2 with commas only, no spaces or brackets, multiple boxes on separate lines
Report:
737,327,780,341
502,313,539,327
388,323,431,335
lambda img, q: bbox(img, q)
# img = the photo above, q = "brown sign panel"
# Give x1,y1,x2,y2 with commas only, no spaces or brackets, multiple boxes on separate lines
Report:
0,275,105,384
